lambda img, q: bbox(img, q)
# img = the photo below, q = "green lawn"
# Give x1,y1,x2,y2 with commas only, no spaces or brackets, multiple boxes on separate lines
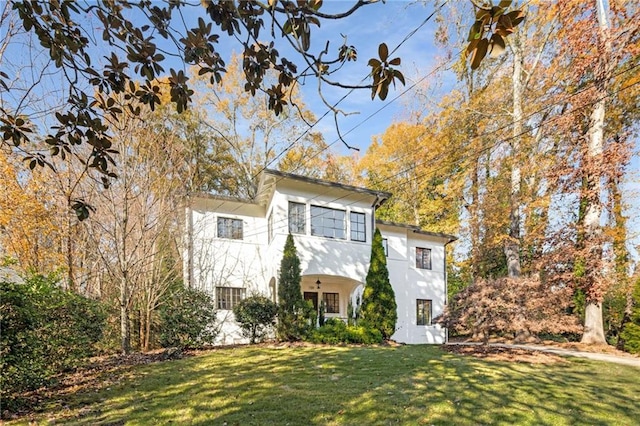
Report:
9,345,640,425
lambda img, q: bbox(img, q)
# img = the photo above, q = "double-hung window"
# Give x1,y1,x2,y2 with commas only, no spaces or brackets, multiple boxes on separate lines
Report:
217,217,243,240
310,205,346,239
216,287,245,310
288,202,306,234
382,238,388,256
268,210,274,243
416,247,432,270
416,299,432,326
350,212,366,242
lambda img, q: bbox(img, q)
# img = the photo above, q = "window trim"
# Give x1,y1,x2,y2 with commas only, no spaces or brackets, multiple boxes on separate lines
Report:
288,201,306,234
382,238,388,257
216,286,245,310
267,209,274,243
323,292,340,314
416,299,432,326
350,211,366,242
416,247,432,270
217,217,243,240
310,205,346,240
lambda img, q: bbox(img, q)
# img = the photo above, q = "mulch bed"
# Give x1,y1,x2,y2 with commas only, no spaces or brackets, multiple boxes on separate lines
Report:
441,344,567,364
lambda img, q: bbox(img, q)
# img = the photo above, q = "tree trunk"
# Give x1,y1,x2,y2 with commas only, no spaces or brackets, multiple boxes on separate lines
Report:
582,302,606,344
580,0,610,345
120,276,131,354
505,29,524,278
145,305,152,352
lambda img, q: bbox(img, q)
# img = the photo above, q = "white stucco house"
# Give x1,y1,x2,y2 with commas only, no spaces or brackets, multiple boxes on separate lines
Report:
185,169,456,345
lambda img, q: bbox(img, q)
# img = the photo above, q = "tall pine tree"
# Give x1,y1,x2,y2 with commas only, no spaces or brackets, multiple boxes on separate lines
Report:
277,233,305,340
361,228,397,339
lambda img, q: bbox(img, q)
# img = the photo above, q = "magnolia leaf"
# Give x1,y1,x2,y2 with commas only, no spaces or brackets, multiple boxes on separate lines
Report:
489,33,506,58
470,38,488,70
506,10,526,27
378,43,388,62
368,58,381,68
389,57,401,66
498,14,513,29
466,38,479,55
468,20,483,41
499,0,512,8
393,69,405,85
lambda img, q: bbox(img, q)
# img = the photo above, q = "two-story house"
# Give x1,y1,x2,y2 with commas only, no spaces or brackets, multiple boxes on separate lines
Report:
185,169,456,345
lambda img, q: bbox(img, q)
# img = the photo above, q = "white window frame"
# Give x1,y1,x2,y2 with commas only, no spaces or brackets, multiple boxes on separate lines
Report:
416,247,432,270
310,205,346,240
417,299,432,326
216,287,245,310
350,211,366,242
217,217,243,240
288,201,306,234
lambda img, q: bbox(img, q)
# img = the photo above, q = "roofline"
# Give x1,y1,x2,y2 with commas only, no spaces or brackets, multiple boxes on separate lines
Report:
263,169,392,203
375,219,457,242
190,192,259,206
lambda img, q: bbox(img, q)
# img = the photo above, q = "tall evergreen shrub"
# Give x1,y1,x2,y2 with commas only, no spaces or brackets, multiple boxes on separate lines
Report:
277,234,306,340
361,228,397,339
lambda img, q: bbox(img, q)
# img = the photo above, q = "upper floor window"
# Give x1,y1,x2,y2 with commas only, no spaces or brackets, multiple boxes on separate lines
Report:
350,212,366,242
416,247,432,269
288,202,306,234
216,287,245,310
382,238,388,256
217,217,243,240
311,205,345,239
268,210,274,243
416,299,432,326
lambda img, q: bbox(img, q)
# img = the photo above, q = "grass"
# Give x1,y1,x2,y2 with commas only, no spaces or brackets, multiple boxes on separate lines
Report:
7,344,640,425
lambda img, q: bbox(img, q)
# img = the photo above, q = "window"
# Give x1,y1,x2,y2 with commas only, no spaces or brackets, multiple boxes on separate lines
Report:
311,205,346,239
323,292,339,313
416,247,432,269
268,210,273,243
417,299,432,326
216,287,245,310
217,217,243,239
382,238,388,256
288,202,306,234
350,212,366,242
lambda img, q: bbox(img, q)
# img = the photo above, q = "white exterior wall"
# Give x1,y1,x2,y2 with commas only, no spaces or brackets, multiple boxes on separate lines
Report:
188,173,451,345
379,225,447,344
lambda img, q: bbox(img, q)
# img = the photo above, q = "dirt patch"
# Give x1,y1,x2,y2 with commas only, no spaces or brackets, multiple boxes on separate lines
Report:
442,344,567,364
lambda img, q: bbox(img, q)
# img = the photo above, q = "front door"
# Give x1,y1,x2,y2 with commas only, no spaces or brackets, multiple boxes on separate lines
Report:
303,292,318,311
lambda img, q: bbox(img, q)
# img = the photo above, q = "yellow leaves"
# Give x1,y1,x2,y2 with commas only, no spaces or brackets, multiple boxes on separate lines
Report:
0,151,64,272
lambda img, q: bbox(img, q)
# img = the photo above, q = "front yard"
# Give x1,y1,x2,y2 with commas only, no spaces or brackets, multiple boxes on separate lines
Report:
7,344,640,425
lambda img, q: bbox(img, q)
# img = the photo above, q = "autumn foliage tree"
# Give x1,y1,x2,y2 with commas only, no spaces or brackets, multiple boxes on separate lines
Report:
438,276,582,341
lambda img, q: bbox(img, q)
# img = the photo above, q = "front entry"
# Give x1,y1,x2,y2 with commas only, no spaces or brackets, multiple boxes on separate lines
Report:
303,292,318,311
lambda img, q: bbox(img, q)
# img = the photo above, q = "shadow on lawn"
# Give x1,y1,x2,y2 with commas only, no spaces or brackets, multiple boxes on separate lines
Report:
33,345,640,425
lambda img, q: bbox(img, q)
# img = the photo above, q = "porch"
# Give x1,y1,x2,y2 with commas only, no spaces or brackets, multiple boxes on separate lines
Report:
300,274,361,321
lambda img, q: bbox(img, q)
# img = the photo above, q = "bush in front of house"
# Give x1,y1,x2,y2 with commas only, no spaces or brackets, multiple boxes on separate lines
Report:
158,285,217,348
277,234,309,341
308,318,383,344
233,295,278,344
0,274,106,409
360,228,397,340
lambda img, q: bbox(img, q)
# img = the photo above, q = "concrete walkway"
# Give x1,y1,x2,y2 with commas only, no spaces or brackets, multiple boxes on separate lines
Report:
446,341,640,368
